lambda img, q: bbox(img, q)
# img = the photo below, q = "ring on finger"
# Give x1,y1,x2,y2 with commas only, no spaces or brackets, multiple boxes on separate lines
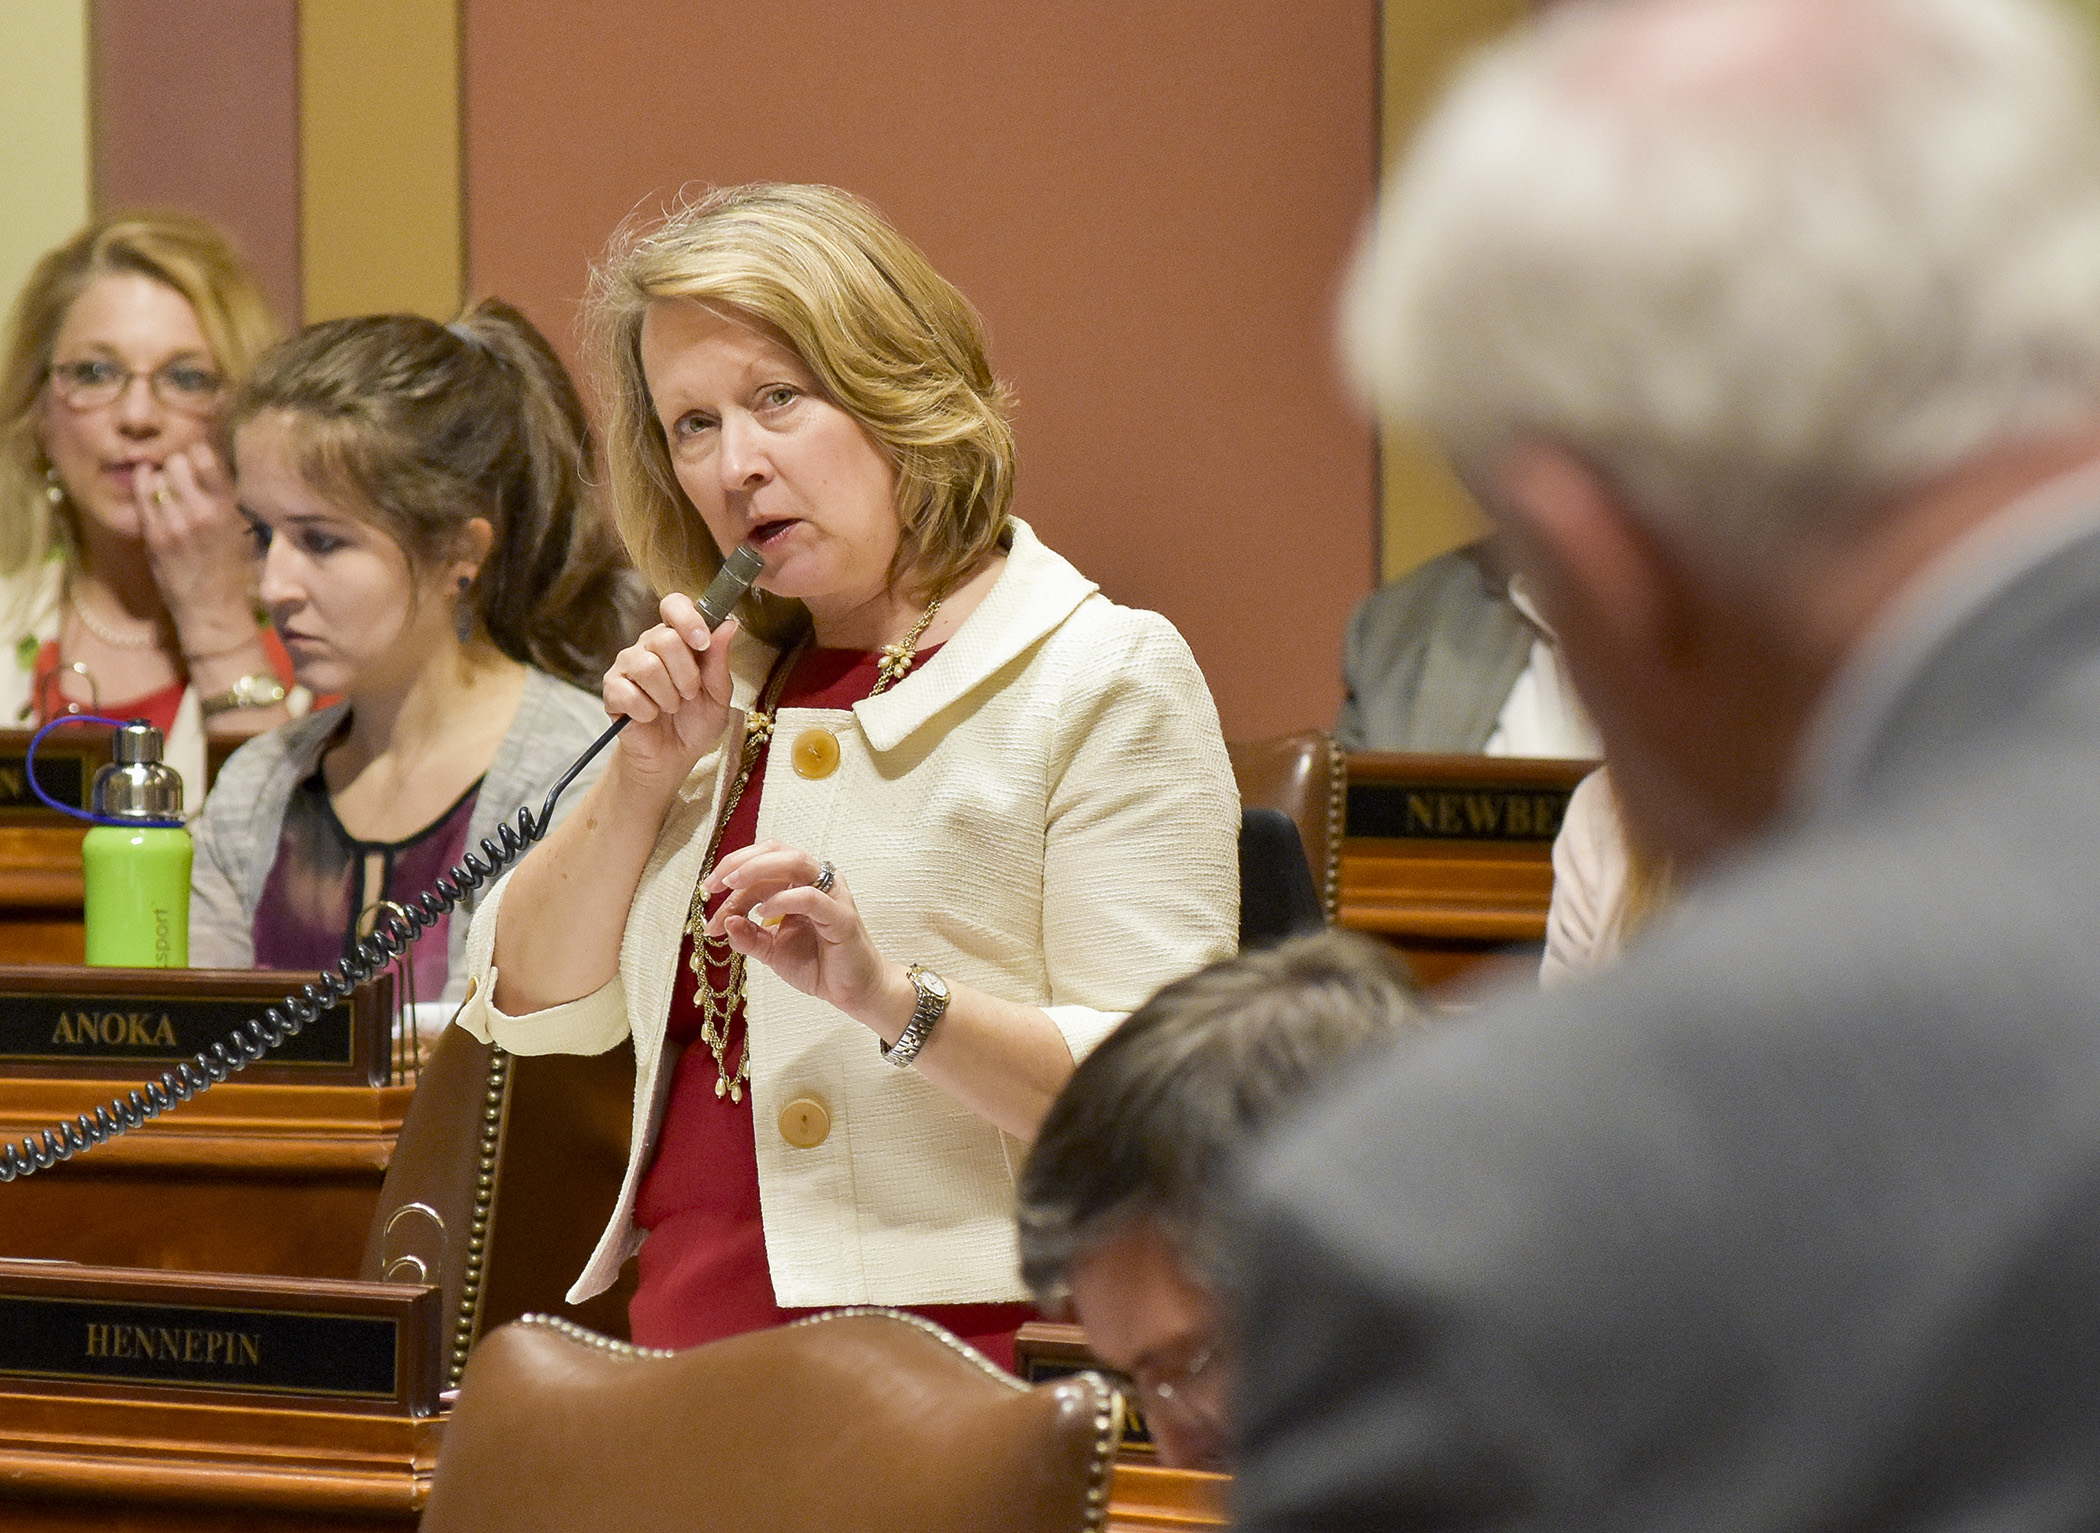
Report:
151,488,170,505
813,860,836,895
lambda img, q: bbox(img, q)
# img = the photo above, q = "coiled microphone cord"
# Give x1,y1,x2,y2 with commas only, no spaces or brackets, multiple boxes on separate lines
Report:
0,541,762,1184
0,718,628,1183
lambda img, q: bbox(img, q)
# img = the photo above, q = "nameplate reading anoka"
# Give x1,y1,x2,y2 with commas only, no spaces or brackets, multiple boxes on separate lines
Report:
1346,780,1575,843
0,986,354,1069
0,1293,400,1401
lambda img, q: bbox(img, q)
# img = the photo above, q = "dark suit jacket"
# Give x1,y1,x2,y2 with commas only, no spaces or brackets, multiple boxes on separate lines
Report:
1236,515,2100,1530
1337,543,1533,753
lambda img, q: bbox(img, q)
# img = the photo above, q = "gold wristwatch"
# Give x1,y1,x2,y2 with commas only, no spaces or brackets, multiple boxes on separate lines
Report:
197,672,288,718
882,964,950,1069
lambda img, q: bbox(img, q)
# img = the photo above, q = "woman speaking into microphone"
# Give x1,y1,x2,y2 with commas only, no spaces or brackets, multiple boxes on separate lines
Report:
453,184,1237,1363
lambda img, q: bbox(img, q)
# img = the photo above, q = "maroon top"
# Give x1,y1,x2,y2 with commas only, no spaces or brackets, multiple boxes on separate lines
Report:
252,758,480,1002
628,642,1035,1367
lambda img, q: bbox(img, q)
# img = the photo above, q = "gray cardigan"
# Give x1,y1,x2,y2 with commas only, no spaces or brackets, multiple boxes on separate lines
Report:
189,667,612,1004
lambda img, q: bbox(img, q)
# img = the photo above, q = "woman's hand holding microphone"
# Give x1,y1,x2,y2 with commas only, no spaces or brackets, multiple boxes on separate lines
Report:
602,592,743,794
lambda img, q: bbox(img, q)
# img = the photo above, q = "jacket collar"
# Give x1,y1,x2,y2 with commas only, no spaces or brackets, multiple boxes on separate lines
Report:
724,519,1098,753
1793,459,2100,818
857,519,1095,751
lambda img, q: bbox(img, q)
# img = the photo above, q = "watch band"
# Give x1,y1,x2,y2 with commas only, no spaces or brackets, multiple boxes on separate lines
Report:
882,964,950,1069
197,671,288,718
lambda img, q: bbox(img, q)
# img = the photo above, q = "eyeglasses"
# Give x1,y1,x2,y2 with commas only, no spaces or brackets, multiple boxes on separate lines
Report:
47,357,225,415
1128,1342,1217,1426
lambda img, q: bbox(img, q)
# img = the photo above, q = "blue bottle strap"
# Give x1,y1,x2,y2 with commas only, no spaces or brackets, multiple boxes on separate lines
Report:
27,714,184,828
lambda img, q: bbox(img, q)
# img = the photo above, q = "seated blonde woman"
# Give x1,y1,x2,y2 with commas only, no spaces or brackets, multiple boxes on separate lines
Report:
0,213,297,795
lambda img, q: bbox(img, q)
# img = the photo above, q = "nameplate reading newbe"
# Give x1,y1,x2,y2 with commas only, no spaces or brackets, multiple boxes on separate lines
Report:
0,966,392,1085
0,1260,440,1414
1342,754,1596,845
1346,781,1574,842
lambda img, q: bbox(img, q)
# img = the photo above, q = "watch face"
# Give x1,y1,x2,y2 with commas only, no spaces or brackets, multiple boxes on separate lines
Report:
920,969,949,1001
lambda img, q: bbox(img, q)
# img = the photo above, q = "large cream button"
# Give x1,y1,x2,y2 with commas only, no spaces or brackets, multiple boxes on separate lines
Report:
779,1096,831,1148
791,728,841,779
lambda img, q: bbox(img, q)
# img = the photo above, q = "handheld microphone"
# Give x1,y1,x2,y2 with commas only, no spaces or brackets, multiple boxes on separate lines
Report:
697,543,767,631
589,541,765,753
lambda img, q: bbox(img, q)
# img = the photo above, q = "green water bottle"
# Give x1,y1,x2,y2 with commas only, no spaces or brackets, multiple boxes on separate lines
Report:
80,721,190,968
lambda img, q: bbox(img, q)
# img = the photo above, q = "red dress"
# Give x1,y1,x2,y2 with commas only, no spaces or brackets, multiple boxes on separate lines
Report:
628,642,1037,1367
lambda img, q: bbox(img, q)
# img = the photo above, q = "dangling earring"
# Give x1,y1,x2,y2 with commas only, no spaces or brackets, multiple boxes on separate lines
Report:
454,575,474,643
43,467,63,508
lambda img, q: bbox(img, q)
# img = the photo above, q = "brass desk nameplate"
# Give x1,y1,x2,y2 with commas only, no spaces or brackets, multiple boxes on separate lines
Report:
1336,754,1596,984
0,1259,440,1415
0,965,392,1086
1346,773,1578,843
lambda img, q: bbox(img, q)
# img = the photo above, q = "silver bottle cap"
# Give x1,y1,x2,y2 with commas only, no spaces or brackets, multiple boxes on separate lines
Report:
92,721,184,820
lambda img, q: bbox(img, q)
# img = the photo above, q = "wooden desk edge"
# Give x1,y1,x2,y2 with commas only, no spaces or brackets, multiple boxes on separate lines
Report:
1109,1461,1232,1529
0,1079,412,1173
0,1394,440,1516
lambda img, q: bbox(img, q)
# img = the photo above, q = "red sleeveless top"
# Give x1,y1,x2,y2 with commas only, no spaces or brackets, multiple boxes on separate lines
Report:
627,642,1036,1367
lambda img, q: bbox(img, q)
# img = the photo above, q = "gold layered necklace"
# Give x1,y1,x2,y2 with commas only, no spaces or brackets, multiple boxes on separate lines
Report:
682,596,943,1103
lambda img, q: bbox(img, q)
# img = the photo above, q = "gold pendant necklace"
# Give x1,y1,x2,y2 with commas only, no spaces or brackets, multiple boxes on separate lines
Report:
873,597,942,693
680,595,942,1103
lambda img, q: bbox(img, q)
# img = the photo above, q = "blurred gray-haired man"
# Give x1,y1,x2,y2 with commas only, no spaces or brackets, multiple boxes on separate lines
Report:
1235,1,2100,1528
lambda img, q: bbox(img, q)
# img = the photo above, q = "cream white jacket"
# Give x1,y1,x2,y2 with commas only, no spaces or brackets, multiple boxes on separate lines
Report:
453,521,1239,1307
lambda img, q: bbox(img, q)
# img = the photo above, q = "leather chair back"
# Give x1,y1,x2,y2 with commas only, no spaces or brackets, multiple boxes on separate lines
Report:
1227,731,1342,919
1239,808,1325,948
420,1309,1124,1533
360,1025,638,1386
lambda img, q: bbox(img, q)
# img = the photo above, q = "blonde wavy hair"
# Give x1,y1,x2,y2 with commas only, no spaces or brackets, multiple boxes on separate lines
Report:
586,183,1016,642
0,212,280,602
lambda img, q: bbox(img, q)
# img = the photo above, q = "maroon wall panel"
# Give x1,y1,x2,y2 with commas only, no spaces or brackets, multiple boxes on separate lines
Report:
464,0,1377,740
93,0,301,329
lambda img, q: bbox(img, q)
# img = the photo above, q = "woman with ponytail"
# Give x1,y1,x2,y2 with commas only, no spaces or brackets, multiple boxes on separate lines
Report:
187,298,652,1008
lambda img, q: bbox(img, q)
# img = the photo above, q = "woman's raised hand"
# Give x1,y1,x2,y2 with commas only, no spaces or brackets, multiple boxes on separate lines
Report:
703,840,898,1024
135,444,261,661
603,593,741,792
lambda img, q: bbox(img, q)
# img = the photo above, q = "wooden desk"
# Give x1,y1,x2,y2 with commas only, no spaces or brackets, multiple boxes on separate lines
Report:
0,823,89,965
1338,752,1593,987
0,1385,438,1531
0,1077,410,1279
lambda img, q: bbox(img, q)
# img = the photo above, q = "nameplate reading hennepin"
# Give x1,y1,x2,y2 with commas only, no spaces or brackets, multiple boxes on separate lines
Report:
1346,780,1574,843
0,1293,398,1400
0,987,355,1068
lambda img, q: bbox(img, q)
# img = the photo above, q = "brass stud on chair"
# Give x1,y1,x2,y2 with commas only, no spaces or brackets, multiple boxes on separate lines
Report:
447,1045,511,1388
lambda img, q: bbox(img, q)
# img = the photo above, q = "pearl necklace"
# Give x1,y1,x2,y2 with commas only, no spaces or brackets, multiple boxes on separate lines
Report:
68,585,161,651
